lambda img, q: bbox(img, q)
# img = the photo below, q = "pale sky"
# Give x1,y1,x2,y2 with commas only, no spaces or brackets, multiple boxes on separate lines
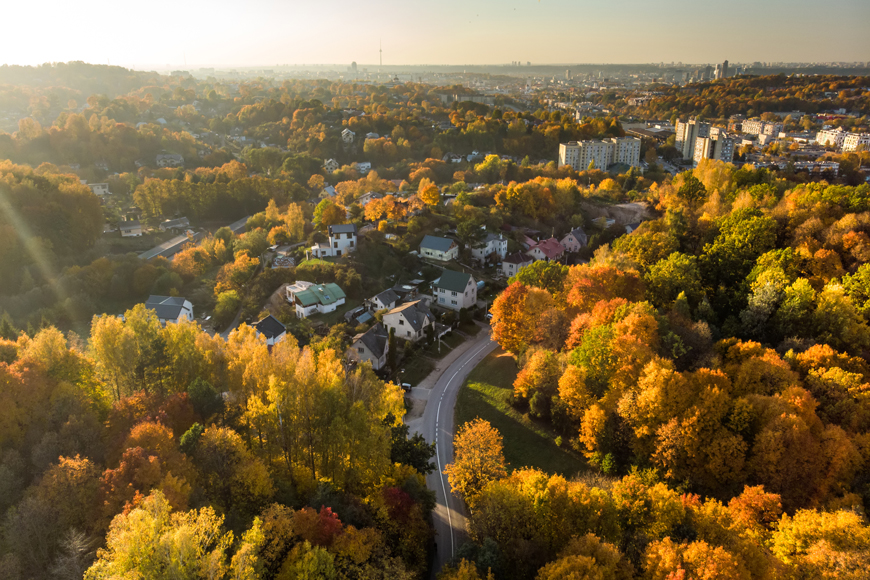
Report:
2,0,869,68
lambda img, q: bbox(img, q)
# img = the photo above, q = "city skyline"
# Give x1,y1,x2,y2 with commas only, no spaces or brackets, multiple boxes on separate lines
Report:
2,0,869,69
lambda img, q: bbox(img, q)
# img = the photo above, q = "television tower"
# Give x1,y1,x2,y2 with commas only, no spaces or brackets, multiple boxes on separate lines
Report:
379,40,382,67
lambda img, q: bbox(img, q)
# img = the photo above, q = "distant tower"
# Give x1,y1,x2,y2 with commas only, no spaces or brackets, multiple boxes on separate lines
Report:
722,60,729,79
379,41,382,67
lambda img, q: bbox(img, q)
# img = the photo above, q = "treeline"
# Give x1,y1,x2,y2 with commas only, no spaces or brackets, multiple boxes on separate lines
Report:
0,310,436,578
629,74,870,120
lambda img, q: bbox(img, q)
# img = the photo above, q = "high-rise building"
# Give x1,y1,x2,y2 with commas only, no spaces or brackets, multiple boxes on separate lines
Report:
558,137,642,171
722,60,729,79
675,119,710,160
693,127,736,166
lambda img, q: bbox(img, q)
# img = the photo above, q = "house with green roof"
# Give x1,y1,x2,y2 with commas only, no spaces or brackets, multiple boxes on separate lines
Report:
432,269,477,311
292,282,347,318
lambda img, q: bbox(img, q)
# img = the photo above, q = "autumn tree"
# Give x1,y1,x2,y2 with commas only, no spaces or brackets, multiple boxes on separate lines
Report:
445,419,508,503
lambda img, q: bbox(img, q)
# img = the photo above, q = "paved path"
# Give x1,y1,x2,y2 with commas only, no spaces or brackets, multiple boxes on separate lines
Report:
405,327,497,576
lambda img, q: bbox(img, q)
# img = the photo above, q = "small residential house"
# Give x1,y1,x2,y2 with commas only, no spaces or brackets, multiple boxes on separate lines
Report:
320,185,337,199
253,315,287,346
341,128,355,144
159,217,190,232
311,224,358,258
368,288,400,312
156,153,184,167
145,295,194,325
286,281,314,302
526,238,565,262
433,269,477,312
471,233,508,264
88,183,110,196
119,220,142,237
365,132,379,140
560,227,588,252
347,322,390,370
625,222,642,234
442,153,463,163
292,283,347,318
324,158,340,172
383,301,435,342
501,252,534,278
420,235,459,262
357,191,383,207
356,161,372,175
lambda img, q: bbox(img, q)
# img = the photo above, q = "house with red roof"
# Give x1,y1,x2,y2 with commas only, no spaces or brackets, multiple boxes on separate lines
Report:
525,237,565,262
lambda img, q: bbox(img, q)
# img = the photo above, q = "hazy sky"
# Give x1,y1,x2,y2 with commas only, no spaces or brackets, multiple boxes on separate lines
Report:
2,0,869,68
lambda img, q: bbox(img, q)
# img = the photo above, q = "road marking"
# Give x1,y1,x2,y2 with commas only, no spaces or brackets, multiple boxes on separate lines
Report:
433,337,494,561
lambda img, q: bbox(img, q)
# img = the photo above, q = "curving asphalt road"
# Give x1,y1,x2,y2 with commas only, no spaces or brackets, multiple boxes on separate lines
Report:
417,329,498,576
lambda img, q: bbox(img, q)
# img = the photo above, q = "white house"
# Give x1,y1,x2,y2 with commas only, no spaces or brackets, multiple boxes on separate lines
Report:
560,227,588,252
357,191,383,207
341,128,355,144
502,252,533,278
368,288,400,312
311,224,358,258
88,183,110,196
286,281,314,302
347,322,390,370
433,269,477,312
471,233,508,264
145,295,194,325
365,132,380,140
156,153,184,167
159,217,190,232
356,161,372,175
120,220,142,237
324,158,340,172
420,235,459,262
383,300,435,342
253,315,287,346
291,283,346,318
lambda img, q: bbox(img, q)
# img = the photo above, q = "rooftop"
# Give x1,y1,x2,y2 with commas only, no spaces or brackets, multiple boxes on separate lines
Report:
295,283,347,307
434,269,472,293
420,235,456,253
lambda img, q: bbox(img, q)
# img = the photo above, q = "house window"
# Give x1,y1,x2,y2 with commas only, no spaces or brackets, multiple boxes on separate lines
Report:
451,291,457,296
407,331,411,337
439,297,445,304
357,347,364,353
399,320,404,325
334,242,339,248
349,241,354,247
451,300,457,305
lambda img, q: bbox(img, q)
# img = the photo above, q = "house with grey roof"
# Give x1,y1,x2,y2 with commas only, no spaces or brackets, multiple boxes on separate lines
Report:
560,227,588,252
347,322,390,370
159,217,190,232
383,300,435,342
368,288,400,312
145,295,194,325
292,283,347,318
471,233,508,264
120,220,142,237
420,235,458,262
311,223,358,258
253,314,286,346
502,252,534,279
432,269,477,311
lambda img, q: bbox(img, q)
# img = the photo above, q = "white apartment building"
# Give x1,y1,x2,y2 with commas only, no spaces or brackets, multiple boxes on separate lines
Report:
558,137,641,171
843,133,870,152
741,119,783,136
816,129,847,148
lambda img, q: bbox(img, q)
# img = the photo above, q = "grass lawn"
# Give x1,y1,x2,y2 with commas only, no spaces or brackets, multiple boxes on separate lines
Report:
423,332,465,358
400,356,435,387
455,348,587,477
308,298,362,326
296,258,335,267
459,322,482,336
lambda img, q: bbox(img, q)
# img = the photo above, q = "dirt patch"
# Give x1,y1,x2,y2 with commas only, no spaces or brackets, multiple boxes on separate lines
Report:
266,283,290,315
405,394,427,420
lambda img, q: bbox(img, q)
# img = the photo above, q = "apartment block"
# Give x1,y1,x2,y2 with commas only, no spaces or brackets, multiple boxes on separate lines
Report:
675,119,710,160
558,137,641,171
